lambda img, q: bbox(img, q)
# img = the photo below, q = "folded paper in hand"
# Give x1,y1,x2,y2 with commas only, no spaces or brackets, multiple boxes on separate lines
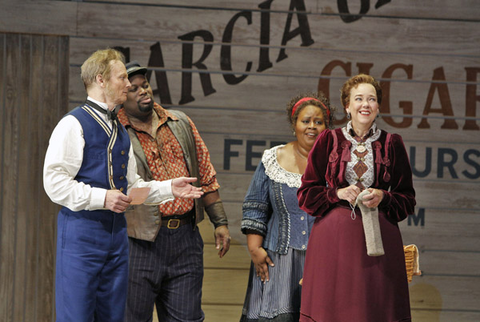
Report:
129,187,150,205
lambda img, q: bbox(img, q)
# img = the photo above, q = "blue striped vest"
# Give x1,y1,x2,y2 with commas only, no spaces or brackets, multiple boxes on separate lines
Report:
61,103,130,214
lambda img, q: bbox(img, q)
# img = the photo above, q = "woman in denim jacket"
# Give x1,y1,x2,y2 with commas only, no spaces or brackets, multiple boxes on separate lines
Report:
240,92,335,322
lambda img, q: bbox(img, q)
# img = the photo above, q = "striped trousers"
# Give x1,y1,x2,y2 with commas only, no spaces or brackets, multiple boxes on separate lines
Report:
125,224,205,322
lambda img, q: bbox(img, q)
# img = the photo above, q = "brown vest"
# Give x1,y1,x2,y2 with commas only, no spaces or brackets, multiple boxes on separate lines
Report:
125,109,205,242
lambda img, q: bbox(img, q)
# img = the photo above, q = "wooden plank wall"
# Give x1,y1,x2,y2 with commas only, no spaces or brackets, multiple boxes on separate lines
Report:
0,32,68,322
1,0,479,321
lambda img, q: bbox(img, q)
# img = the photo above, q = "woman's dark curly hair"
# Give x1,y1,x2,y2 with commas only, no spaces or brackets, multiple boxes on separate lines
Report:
286,91,335,130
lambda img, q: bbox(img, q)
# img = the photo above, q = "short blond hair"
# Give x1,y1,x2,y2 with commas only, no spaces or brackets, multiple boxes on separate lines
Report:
81,49,125,90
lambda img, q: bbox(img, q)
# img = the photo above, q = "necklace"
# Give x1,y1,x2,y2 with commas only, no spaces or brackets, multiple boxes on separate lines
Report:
356,143,367,153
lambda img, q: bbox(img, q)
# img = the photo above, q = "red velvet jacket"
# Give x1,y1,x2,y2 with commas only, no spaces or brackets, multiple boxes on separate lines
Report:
297,127,416,223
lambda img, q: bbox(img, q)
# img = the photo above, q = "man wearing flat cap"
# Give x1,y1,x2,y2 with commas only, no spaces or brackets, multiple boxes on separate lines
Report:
119,61,231,322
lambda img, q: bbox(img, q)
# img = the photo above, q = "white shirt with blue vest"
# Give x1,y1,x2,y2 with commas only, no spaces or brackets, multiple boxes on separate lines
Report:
43,96,174,209
43,96,176,321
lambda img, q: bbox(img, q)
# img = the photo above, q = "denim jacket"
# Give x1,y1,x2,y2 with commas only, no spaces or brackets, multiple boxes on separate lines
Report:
241,146,314,255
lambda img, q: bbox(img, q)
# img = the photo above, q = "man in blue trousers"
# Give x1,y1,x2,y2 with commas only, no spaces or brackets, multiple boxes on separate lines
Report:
43,48,203,322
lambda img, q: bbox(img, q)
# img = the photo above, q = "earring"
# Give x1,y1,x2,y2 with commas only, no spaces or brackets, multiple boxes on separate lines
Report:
293,130,296,136
346,112,351,119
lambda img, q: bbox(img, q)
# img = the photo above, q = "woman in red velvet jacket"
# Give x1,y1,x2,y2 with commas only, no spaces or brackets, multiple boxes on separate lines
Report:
297,74,416,322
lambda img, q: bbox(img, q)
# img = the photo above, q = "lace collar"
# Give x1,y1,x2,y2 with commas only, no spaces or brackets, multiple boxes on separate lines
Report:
342,122,381,144
346,121,378,140
262,145,303,188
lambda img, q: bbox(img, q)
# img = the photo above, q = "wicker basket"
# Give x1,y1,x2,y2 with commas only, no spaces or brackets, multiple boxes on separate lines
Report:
404,244,421,283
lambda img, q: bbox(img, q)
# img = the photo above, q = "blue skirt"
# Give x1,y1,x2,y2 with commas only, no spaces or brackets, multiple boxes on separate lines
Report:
240,248,306,322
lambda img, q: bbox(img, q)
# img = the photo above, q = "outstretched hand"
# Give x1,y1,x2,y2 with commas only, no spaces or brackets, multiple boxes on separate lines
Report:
171,177,204,199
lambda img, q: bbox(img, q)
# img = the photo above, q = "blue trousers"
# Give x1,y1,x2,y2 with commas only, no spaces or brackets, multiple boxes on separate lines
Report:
125,224,205,322
55,209,129,322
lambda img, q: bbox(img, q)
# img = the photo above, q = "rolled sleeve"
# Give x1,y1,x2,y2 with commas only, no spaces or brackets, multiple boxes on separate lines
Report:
126,146,174,204
241,201,270,236
189,117,220,193
241,161,271,236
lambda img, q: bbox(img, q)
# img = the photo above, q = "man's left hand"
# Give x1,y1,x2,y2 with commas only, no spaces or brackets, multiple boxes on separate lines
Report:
214,225,231,258
171,177,204,199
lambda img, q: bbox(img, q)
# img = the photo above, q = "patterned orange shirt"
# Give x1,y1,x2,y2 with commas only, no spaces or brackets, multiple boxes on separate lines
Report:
118,103,219,216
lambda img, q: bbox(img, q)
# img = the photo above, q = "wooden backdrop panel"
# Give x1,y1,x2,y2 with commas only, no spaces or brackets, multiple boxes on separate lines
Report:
0,0,479,321
80,0,480,20
0,33,68,322
0,0,77,35
68,0,480,318
71,2,479,56
1,32,20,322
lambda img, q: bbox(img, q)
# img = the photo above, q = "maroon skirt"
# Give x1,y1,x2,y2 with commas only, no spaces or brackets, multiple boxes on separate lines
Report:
300,206,411,322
